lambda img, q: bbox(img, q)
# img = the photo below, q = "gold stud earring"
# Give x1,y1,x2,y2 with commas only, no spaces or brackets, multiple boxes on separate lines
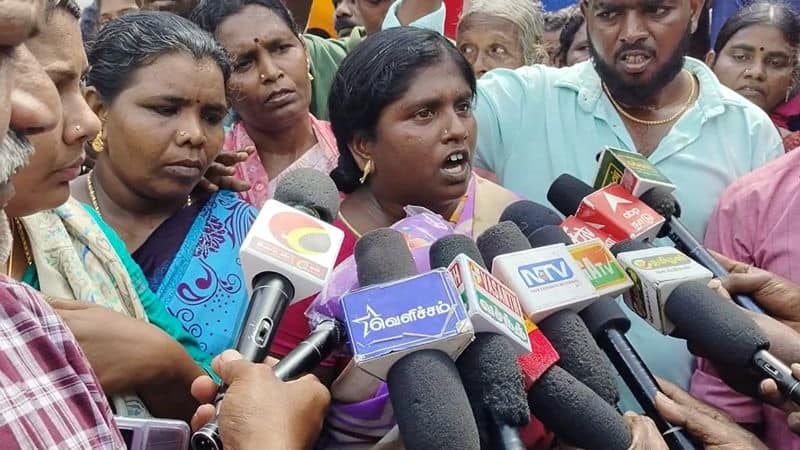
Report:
91,125,105,153
359,160,372,184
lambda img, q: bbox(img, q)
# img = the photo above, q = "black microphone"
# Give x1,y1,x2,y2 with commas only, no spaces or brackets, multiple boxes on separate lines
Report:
430,234,528,450
639,188,764,313
499,200,563,244
272,319,346,381
665,281,800,403
580,300,698,450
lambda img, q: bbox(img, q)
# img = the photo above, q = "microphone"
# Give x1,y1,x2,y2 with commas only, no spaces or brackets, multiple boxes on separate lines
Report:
528,365,633,450
561,215,618,248
477,221,598,322
610,239,712,334
594,146,676,197
499,200,563,243
580,300,698,450
547,173,665,243
272,319,346,381
340,228,479,450
639,188,764,313
430,234,532,450
665,281,800,403
191,169,345,450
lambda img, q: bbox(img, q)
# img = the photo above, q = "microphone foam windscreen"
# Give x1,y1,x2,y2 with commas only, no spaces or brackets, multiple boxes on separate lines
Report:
499,200,563,241
430,234,487,270
354,228,417,287
476,221,531,267
528,225,573,248
639,187,682,220
388,349,480,450
579,299,632,338
609,239,652,256
546,174,593,216
528,366,632,450
665,280,770,368
457,333,530,429
538,310,620,406
273,168,341,223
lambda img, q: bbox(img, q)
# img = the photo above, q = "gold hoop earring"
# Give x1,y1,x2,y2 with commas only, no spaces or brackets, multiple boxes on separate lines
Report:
359,160,372,184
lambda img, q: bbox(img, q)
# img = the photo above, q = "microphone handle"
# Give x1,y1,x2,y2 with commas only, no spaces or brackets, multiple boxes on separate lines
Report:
273,320,345,381
603,329,698,450
494,419,525,450
754,350,800,404
666,219,764,313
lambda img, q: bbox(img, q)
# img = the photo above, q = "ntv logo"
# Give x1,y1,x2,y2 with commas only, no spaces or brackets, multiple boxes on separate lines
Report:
517,258,574,288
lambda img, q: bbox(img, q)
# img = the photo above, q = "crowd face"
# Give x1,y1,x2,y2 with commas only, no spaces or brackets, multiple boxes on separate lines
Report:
355,0,393,36
543,28,563,65
334,0,361,37
709,24,796,114
8,7,100,218
457,13,526,78
94,52,226,204
564,22,590,66
140,0,196,16
98,0,140,29
218,5,312,133
362,57,477,212
583,0,702,106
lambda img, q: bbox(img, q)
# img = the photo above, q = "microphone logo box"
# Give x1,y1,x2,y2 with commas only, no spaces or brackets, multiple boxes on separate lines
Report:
447,255,532,355
240,199,345,301
616,246,712,334
593,147,676,197
567,239,632,298
577,184,665,242
561,216,618,248
341,269,474,381
491,244,598,322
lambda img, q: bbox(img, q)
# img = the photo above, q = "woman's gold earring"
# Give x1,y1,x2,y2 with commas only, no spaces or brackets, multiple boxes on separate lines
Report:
91,125,105,153
308,71,315,81
359,160,372,184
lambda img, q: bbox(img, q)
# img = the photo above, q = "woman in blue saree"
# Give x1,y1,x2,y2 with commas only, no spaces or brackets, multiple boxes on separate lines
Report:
71,12,257,358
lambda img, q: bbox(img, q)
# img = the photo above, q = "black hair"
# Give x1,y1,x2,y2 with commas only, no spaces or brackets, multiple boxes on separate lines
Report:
555,10,584,66
86,11,231,103
328,27,477,194
47,0,81,21
543,6,574,33
714,1,800,54
191,0,299,36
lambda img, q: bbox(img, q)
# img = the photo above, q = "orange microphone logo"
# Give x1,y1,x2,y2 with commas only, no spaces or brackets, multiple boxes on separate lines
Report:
269,211,332,256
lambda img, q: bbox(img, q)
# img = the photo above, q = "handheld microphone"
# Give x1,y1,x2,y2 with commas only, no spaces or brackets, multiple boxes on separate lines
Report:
639,188,764,313
272,319,346,381
665,281,800,403
580,300,698,450
430,234,531,450
191,168,344,450
499,200,563,243
561,215,618,247
547,173,665,243
477,222,598,322
340,229,479,450
594,146,676,197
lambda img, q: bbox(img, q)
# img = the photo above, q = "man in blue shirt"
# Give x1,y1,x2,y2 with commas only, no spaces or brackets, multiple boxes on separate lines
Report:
473,0,783,412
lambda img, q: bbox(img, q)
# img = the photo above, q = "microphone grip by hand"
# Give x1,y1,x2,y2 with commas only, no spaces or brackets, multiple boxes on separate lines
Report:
272,320,345,381
754,350,800,404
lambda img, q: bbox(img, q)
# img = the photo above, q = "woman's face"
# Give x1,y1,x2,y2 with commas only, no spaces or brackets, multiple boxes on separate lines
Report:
98,0,139,29
457,13,526,78
8,9,100,217
363,57,477,212
564,23,589,67
217,5,311,133
710,24,796,113
97,53,227,203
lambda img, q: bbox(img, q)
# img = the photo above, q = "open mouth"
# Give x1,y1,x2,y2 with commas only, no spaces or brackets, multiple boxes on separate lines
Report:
441,149,471,179
618,51,653,75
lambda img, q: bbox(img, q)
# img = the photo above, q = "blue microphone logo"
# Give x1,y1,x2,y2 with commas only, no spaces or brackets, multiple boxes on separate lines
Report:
517,258,575,288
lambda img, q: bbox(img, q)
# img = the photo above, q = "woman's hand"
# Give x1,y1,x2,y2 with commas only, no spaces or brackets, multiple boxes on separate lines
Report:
196,147,254,193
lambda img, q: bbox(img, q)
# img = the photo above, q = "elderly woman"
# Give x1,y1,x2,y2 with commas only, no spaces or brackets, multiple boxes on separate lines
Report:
456,0,546,78
71,12,257,360
11,0,209,421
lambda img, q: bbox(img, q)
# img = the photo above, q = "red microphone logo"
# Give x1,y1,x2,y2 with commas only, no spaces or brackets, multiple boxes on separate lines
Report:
269,211,332,256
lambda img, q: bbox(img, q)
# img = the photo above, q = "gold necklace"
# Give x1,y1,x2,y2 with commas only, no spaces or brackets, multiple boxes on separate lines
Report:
6,218,33,277
87,170,192,219
337,211,362,238
603,69,697,126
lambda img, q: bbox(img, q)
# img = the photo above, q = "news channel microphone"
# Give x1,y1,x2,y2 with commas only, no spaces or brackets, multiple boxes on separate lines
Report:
499,200,563,242
340,228,480,450
593,146,676,197
639,188,764,313
547,173,664,243
665,281,800,403
476,221,598,322
191,168,344,450
580,300,698,450
430,234,530,450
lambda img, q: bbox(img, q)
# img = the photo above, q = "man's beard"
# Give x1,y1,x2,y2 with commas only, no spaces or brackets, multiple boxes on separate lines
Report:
335,17,359,35
590,25,691,107
0,131,35,263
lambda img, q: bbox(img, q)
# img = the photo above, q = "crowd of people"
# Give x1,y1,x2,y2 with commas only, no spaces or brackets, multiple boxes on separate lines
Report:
5,0,800,448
